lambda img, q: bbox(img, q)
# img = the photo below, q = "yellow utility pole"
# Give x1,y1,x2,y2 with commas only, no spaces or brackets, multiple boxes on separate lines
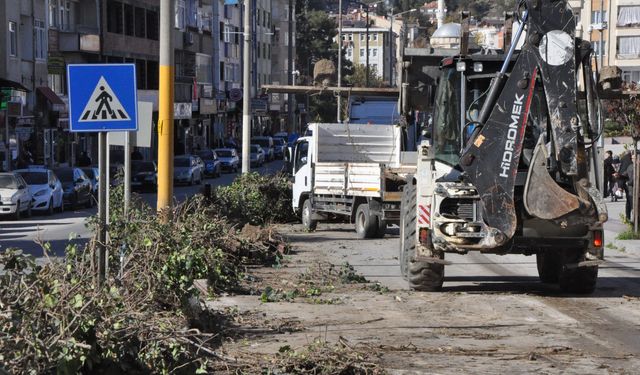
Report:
158,0,175,214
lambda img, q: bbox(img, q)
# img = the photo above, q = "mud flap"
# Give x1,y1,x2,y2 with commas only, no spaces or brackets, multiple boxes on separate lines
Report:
524,135,580,219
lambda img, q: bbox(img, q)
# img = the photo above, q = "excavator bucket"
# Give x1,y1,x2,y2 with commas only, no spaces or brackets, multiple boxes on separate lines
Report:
523,136,580,220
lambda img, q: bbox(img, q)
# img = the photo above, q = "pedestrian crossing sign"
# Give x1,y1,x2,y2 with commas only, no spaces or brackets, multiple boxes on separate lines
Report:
67,64,138,132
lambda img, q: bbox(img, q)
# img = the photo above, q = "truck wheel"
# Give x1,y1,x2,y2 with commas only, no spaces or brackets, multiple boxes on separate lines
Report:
355,203,378,239
400,182,444,291
374,219,386,238
536,251,561,283
302,199,317,231
558,249,598,294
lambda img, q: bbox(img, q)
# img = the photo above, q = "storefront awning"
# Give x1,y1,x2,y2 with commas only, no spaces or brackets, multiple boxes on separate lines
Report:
0,78,29,92
37,87,66,112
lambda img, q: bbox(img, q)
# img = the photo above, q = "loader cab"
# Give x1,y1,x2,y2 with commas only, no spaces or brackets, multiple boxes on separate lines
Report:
430,56,514,166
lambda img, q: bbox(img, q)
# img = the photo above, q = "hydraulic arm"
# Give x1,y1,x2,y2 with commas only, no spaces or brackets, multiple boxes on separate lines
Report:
459,0,598,243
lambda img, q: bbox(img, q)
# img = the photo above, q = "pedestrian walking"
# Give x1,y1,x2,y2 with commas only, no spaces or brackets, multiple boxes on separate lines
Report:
604,150,613,198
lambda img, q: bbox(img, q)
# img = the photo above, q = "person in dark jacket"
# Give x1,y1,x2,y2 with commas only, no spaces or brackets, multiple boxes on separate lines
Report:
604,150,613,197
616,151,635,221
78,152,92,167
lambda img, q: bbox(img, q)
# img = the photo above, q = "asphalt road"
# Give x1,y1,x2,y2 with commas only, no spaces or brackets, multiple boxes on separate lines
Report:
221,199,640,373
0,160,285,259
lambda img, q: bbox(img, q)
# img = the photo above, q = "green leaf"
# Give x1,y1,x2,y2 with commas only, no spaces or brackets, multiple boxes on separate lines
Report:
72,294,84,309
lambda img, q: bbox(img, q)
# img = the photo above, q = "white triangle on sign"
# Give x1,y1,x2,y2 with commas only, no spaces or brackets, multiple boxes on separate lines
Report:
78,76,131,122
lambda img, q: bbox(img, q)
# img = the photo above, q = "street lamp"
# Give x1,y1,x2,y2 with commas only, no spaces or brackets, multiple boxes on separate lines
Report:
389,8,417,87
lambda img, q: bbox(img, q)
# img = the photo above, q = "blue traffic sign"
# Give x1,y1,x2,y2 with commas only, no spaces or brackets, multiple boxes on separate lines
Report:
67,64,138,132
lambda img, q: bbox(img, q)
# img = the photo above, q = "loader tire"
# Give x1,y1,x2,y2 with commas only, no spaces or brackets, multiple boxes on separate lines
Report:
355,203,377,239
558,249,598,294
536,251,561,283
301,199,317,231
400,181,444,291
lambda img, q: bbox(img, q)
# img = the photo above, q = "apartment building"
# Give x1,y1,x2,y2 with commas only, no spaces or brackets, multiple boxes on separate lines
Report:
571,0,640,84
340,27,392,83
270,0,296,133
0,0,48,169
214,0,242,142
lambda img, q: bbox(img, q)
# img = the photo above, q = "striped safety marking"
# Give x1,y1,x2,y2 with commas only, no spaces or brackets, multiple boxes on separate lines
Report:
418,204,431,225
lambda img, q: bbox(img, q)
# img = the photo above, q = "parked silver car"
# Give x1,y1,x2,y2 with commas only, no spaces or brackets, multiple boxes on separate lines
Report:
0,172,33,219
214,148,240,173
250,145,266,167
174,155,204,185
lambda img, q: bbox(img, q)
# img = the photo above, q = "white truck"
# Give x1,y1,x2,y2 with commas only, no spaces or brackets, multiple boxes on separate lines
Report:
291,123,414,238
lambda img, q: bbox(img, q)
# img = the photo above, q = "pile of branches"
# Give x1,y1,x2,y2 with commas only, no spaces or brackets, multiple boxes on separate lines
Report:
0,189,288,373
211,172,296,226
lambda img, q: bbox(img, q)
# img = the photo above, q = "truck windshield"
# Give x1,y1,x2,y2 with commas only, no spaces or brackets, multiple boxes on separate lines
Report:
433,68,462,166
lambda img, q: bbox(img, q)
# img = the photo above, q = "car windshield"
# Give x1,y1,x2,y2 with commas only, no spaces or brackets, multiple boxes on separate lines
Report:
54,169,74,182
19,171,48,185
0,175,18,189
82,169,96,179
174,158,190,167
216,150,233,157
252,139,270,148
250,146,259,153
433,68,462,166
133,161,155,172
197,150,214,160
274,138,286,145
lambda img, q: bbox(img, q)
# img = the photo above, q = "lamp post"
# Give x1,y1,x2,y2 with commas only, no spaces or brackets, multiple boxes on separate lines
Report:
242,0,251,174
389,9,417,87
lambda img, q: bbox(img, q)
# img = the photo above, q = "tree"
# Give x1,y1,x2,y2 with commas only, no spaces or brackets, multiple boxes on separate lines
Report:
603,83,640,139
345,64,384,87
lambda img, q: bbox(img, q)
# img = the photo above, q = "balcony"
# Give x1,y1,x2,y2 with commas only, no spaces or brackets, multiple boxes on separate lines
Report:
58,27,100,53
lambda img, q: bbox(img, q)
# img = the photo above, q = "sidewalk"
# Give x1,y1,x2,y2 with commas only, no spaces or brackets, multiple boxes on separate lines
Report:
604,200,640,257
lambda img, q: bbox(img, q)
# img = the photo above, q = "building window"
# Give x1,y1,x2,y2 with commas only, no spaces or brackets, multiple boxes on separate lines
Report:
59,0,71,31
591,41,606,56
618,6,640,27
359,48,365,57
373,33,378,41
591,10,607,24
49,1,58,28
622,69,640,84
372,48,378,57
224,25,231,43
8,21,17,57
176,0,186,30
107,1,123,34
135,7,146,38
124,4,134,36
48,73,63,94
146,10,159,40
617,36,640,58
347,48,352,58
220,61,225,81
348,33,353,41
360,34,365,42
35,19,46,60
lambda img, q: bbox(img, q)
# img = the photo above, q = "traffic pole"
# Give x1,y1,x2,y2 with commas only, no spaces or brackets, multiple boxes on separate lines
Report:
97,132,107,286
157,0,175,215
241,0,251,174
337,0,342,123
124,131,131,214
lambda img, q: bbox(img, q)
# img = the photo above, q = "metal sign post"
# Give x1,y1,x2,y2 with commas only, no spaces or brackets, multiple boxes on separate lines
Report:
124,131,131,213
98,132,107,284
67,63,138,285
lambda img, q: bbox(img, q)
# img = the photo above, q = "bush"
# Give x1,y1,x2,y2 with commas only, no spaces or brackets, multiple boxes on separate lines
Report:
0,189,287,373
212,172,296,226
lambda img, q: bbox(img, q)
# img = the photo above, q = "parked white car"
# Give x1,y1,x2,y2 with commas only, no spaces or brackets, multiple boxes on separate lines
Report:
0,172,33,219
250,144,266,167
15,168,64,215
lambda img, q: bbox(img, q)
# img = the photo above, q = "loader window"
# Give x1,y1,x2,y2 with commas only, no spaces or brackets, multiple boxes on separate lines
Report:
433,68,462,166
